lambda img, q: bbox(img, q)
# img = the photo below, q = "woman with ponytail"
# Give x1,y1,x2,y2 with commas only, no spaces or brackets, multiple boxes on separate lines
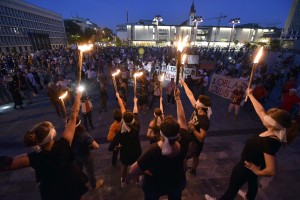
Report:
147,96,164,144
205,88,298,200
0,89,88,200
130,88,189,200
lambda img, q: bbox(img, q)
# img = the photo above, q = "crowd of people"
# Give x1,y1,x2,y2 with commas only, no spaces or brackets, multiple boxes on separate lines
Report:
0,45,300,200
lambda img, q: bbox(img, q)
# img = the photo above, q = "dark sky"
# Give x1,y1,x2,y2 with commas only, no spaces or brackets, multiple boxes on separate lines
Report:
24,0,293,31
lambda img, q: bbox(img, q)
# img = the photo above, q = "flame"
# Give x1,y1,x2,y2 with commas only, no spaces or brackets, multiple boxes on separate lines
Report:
59,91,68,100
134,72,143,77
253,47,263,64
177,35,189,52
112,69,121,77
77,85,85,92
160,73,165,82
78,44,93,52
182,54,187,64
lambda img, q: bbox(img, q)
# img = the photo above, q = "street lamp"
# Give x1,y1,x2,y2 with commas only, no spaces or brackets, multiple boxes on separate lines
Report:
193,16,203,45
152,15,163,43
229,18,240,47
152,15,163,26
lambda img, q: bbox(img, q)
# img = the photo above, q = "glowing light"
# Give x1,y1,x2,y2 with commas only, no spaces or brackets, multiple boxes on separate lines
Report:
133,72,143,78
77,86,85,92
112,69,121,77
182,54,187,64
160,73,165,82
177,35,189,52
78,44,93,52
253,47,263,64
59,91,68,100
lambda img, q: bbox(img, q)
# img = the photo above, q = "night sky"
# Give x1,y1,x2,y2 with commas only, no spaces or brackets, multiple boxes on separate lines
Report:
24,0,293,31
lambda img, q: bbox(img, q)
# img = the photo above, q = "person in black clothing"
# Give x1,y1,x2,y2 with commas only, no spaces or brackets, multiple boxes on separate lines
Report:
205,88,298,200
130,88,189,200
0,90,88,200
71,118,103,189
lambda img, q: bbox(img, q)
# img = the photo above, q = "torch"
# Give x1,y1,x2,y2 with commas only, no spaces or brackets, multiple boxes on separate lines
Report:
112,69,121,92
245,46,263,102
59,91,68,120
133,72,143,98
77,44,93,86
181,54,187,80
175,36,189,86
159,73,165,96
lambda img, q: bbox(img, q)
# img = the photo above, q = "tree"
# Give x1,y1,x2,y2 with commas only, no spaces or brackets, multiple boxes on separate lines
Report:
83,27,96,42
64,20,83,44
116,37,123,46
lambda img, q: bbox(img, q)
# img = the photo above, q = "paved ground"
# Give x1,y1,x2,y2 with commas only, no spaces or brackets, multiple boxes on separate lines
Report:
0,63,300,199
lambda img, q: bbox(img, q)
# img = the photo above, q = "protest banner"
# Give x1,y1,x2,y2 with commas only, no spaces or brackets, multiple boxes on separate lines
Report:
187,55,199,64
208,73,248,99
164,65,195,81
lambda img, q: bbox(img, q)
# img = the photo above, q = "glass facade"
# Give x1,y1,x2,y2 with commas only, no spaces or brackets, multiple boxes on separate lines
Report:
0,0,67,53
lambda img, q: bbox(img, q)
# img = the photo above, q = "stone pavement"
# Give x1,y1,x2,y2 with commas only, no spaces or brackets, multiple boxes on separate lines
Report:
0,74,299,199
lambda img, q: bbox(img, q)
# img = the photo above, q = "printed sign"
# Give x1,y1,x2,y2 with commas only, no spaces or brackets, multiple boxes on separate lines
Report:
187,55,199,64
164,65,195,81
208,73,248,99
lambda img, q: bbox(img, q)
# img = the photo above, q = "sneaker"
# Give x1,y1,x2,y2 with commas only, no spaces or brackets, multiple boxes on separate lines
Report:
204,194,216,200
93,179,104,189
121,178,126,188
238,189,247,200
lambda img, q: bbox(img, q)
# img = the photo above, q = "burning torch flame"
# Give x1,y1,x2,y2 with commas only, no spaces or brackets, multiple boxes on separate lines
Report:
182,54,187,64
78,44,93,52
177,36,189,52
134,72,143,77
112,69,121,77
59,91,68,100
253,47,263,64
160,73,165,82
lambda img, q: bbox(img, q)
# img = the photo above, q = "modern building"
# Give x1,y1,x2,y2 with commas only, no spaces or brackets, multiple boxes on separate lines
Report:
0,0,67,54
117,1,277,47
282,0,300,49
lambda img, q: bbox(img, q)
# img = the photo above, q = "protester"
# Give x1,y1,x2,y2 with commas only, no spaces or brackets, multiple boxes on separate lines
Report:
71,117,104,189
147,96,164,144
205,88,298,200
0,90,89,200
110,92,142,187
226,85,244,121
165,78,176,106
107,108,122,166
80,94,95,131
130,88,189,199
180,79,212,175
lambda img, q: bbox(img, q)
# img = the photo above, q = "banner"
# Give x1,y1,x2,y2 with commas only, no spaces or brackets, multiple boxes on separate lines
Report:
187,55,199,64
164,65,195,81
208,73,248,99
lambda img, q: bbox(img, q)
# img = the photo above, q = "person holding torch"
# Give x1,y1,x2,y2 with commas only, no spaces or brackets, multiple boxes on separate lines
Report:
204,88,298,200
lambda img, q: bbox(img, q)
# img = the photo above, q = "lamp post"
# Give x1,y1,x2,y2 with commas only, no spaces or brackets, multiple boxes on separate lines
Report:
77,44,93,86
192,16,203,45
153,15,163,42
229,18,240,47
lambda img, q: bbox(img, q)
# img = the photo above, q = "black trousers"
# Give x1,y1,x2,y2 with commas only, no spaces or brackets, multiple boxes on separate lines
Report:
220,162,258,200
82,112,94,130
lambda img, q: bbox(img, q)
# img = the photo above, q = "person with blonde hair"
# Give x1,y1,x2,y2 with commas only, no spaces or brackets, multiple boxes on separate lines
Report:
0,89,89,200
205,88,298,200
147,96,164,144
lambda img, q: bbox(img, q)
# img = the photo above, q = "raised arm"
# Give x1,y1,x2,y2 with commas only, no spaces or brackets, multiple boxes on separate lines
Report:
116,92,126,114
0,154,30,171
133,97,138,114
174,88,187,129
62,89,82,145
180,79,196,106
160,96,164,114
246,88,266,122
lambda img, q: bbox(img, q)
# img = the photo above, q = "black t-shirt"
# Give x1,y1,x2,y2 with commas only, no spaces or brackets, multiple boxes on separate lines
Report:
189,111,210,144
28,138,88,200
137,129,189,193
241,135,281,168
